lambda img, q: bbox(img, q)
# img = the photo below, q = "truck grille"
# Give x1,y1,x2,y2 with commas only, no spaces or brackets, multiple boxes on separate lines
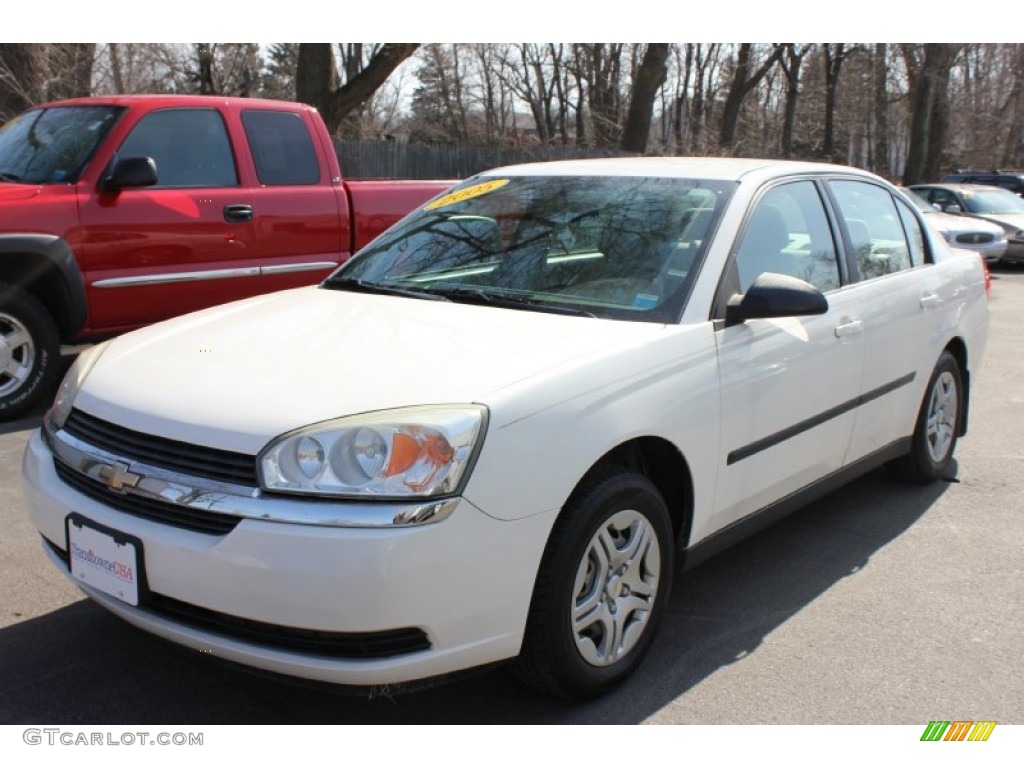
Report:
54,460,240,536
63,408,259,487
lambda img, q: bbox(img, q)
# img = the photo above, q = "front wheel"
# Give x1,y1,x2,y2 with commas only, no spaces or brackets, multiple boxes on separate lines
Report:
515,470,673,699
891,351,963,483
0,283,61,420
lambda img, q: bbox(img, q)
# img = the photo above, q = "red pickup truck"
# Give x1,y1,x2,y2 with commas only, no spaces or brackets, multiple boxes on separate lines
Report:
0,94,451,418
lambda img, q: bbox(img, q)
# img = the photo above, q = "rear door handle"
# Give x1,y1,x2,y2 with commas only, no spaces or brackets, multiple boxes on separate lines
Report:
223,204,253,223
834,319,864,340
919,292,942,310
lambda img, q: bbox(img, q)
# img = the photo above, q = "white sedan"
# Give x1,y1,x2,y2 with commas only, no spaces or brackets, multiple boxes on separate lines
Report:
22,158,989,699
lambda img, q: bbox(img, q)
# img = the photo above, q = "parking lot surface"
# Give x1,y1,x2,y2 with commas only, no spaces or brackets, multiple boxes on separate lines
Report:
1,267,1021,725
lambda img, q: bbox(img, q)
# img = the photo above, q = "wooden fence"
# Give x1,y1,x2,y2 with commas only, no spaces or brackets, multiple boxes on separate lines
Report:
335,139,636,180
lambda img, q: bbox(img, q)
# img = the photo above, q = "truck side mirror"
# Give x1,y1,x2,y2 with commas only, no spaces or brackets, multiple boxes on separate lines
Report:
101,157,158,192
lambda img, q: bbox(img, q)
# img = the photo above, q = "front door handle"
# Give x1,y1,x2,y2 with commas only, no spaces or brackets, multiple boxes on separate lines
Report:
224,204,253,223
834,319,864,340
919,292,941,310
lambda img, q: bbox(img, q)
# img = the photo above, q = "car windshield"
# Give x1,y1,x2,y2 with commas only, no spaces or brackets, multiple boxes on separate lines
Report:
326,174,734,323
0,105,123,184
904,189,937,214
959,188,1024,215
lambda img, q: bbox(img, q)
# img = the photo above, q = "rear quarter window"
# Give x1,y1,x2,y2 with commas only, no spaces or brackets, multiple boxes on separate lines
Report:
242,110,320,186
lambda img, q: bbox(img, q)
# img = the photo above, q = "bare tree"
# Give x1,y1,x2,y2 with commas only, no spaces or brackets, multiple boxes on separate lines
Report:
901,44,962,184
779,44,812,157
621,43,669,153
719,44,785,151
296,43,419,136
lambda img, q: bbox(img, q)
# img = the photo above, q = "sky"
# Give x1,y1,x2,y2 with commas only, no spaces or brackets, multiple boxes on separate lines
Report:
9,1,1019,44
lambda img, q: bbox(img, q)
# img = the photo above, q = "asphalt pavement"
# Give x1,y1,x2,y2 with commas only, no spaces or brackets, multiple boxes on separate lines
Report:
1,267,1021,725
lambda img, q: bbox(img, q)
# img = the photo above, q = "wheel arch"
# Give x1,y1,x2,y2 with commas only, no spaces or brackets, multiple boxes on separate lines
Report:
564,436,694,549
942,336,970,436
0,235,88,342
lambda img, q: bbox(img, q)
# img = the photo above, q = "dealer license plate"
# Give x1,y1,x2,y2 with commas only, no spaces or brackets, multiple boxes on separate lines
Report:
67,515,140,606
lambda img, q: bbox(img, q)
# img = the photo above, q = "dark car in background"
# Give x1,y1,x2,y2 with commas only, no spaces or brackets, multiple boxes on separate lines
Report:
942,170,1024,197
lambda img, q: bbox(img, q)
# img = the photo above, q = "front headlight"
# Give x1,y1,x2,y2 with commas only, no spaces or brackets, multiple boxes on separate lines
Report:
48,340,113,430
258,405,487,499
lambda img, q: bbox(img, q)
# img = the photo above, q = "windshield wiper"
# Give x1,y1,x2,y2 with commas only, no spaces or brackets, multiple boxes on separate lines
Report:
321,276,450,301
428,286,597,317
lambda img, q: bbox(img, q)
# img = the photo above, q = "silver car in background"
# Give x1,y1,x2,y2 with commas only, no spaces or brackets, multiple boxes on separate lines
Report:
910,183,1024,263
902,188,1007,264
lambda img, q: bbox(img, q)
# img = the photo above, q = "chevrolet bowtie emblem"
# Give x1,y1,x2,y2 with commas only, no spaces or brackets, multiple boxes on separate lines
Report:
99,462,142,493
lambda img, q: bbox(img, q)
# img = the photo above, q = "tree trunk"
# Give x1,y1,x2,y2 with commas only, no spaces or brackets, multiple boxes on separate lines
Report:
620,43,669,153
822,44,849,160
779,44,810,158
872,44,889,175
719,44,783,151
46,43,95,101
903,44,961,185
196,44,216,94
297,43,417,136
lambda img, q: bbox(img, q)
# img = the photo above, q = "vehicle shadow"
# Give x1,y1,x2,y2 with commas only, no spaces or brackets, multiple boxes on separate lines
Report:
0,466,949,725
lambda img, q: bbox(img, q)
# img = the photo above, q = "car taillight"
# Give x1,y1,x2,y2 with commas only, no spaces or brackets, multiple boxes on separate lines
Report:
981,255,991,299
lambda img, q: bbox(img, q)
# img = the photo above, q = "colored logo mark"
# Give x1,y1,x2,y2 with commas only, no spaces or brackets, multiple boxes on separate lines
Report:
920,720,996,741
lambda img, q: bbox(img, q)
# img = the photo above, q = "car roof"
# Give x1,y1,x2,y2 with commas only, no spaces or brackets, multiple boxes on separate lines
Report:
911,182,1013,193
478,156,884,184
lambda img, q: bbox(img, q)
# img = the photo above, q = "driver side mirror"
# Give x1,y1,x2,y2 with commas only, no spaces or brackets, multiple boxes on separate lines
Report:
101,156,158,193
942,204,963,214
725,272,828,327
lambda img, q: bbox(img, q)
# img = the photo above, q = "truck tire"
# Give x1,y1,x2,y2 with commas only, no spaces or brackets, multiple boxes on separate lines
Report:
0,282,61,419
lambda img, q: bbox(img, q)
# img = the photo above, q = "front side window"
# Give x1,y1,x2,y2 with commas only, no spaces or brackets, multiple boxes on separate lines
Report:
733,181,841,293
241,110,319,186
326,175,735,322
829,180,912,280
0,106,123,184
118,109,237,188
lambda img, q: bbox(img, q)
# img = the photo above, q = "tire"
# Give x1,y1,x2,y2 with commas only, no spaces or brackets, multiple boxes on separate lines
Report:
0,282,61,420
514,470,673,699
891,351,963,483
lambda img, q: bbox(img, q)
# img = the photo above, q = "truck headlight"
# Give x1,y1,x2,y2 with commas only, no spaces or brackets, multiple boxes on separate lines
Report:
48,340,113,430
258,405,487,499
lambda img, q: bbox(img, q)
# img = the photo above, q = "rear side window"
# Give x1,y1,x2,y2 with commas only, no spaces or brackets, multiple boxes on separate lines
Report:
118,108,237,188
895,198,927,267
242,110,320,186
829,180,913,280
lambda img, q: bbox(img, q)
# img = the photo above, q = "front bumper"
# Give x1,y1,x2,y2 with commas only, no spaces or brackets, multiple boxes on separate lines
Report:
1000,239,1024,263
22,428,555,686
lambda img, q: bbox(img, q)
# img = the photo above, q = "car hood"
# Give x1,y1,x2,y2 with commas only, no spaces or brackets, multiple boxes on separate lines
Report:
974,212,1024,232
926,211,1005,236
76,286,666,453
0,182,42,202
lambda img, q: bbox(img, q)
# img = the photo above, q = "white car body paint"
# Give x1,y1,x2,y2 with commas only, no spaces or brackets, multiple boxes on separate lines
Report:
22,158,989,689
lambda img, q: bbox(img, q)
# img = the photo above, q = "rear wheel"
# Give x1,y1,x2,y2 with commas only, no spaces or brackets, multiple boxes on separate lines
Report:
515,470,673,699
0,283,60,419
891,351,963,483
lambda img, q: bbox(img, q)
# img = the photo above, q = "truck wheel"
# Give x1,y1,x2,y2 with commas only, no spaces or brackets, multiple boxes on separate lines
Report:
514,470,672,699
0,283,61,419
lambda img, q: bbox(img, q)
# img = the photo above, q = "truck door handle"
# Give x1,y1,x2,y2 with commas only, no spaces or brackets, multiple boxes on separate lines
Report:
223,204,253,223
919,292,941,310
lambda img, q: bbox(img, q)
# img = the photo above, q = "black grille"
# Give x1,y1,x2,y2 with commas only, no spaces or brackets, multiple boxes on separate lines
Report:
54,460,240,536
955,232,995,245
63,409,258,487
44,537,430,659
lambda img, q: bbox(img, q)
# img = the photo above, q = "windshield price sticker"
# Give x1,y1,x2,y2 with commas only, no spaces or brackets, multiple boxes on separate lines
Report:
425,179,509,210
68,519,140,606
